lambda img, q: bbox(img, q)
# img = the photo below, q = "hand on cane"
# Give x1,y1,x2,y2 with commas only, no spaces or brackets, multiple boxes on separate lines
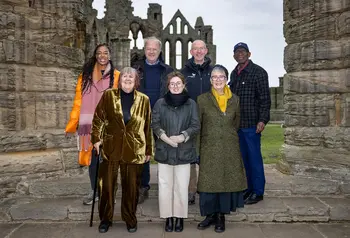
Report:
94,141,102,154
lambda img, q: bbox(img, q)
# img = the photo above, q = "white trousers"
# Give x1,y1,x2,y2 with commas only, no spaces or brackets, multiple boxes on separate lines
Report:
158,163,190,218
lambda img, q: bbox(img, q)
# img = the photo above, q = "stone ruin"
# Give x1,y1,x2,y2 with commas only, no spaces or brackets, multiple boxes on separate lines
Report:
0,0,216,200
0,0,349,201
280,0,350,183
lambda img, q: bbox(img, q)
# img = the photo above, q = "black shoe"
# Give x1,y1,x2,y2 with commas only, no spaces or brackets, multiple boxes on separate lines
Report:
127,225,137,233
245,193,264,205
165,217,174,232
98,221,112,233
138,187,149,204
243,190,252,201
174,218,184,232
197,213,217,230
214,213,225,233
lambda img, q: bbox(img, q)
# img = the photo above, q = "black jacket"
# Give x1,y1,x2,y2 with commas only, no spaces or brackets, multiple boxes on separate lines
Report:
229,60,271,128
151,98,200,165
181,57,213,102
131,53,174,102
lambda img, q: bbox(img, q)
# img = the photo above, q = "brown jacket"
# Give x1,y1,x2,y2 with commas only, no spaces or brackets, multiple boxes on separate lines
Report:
91,89,154,164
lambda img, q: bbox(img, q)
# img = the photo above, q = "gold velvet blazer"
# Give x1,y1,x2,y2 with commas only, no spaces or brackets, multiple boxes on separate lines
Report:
91,89,154,164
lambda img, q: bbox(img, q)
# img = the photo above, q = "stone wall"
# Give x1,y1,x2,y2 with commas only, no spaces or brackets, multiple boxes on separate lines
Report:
280,0,350,180
0,0,86,199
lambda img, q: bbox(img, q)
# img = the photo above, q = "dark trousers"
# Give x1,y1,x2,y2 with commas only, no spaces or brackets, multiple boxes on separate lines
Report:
238,127,265,196
199,192,244,216
140,159,150,189
88,151,98,191
98,159,143,228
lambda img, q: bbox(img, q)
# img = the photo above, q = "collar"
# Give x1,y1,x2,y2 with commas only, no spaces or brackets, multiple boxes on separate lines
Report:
145,59,160,65
234,60,253,74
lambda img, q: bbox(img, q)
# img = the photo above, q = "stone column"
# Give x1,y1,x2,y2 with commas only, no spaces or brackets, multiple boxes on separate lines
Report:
280,0,350,180
0,0,88,199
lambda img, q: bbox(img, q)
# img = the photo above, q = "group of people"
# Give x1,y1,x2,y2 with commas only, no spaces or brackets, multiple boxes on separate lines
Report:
65,37,271,234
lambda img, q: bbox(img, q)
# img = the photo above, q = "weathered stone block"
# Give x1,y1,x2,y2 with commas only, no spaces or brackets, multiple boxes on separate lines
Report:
282,197,329,216
10,198,68,221
284,40,350,72
284,144,350,170
315,224,350,238
341,182,350,195
284,70,350,94
0,150,63,176
29,176,90,197
290,176,340,195
338,12,350,37
0,129,76,152
284,16,336,44
318,197,350,221
61,148,80,170
240,197,288,214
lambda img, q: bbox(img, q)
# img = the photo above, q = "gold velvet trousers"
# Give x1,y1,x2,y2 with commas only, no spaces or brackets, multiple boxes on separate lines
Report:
98,159,143,228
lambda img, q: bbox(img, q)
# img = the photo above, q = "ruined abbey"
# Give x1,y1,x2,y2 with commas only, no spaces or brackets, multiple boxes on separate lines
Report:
0,0,349,201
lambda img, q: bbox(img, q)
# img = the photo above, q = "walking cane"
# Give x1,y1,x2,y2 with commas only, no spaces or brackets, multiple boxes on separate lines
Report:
90,146,101,227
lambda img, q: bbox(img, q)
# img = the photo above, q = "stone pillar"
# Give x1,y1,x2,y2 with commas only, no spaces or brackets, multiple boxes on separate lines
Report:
280,0,350,180
110,39,131,70
0,0,87,199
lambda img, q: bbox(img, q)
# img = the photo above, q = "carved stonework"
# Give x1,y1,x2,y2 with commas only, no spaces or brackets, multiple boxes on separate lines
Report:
280,0,350,180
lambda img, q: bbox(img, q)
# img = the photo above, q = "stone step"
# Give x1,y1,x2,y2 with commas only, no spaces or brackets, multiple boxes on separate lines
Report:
1,196,350,223
25,164,348,198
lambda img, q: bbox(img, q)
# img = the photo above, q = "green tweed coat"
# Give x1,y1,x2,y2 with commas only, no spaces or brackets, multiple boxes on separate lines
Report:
197,91,247,193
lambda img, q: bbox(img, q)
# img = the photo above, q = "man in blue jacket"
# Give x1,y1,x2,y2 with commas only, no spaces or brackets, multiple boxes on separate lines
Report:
181,39,213,205
132,36,174,204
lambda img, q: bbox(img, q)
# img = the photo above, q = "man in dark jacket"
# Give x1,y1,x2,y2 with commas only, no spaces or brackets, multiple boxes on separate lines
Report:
181,39,213,205
229,42,271,205
132,36,174,204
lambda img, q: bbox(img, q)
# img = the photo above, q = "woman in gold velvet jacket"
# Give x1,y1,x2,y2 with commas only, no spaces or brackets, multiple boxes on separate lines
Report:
91,67,154,234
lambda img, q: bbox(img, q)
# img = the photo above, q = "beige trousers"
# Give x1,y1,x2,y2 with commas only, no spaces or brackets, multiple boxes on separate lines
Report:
158,163,190,218
188,164,198,194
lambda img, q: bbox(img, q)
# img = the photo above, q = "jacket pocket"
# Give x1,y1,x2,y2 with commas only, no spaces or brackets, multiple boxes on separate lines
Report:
178,147,196,163
102,134,115,155
154,143,168,163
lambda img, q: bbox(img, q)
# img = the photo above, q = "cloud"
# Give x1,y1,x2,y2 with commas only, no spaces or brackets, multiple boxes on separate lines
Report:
92,0,285,87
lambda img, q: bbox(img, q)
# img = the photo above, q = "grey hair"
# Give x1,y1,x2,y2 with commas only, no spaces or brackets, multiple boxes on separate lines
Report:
211,64,229,78
144,36,162,49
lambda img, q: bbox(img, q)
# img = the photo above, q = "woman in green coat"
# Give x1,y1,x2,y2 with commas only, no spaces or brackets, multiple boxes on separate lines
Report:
196,65,247,233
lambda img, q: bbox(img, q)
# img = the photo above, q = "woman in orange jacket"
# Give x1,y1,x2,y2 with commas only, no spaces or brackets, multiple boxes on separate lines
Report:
65,43,120,205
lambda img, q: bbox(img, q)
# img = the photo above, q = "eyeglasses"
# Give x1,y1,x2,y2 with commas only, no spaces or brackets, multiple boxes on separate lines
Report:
211,75,227,81
169,82,184,88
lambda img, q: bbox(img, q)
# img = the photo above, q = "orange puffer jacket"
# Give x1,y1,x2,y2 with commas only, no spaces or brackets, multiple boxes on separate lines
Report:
65,69,120,166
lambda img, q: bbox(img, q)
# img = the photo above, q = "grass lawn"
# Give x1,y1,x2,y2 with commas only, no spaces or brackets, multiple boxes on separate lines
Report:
151,123,285,165
261,123,284,164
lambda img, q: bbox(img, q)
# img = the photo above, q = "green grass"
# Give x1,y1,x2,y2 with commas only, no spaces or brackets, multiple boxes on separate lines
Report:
261,124,284,164
150,123,285,165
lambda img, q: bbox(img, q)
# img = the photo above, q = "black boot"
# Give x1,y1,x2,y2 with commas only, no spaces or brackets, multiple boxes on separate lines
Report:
174,218,184,232
98,221,112,233
197,213,217,230
165,217,174,232
214,213,225,233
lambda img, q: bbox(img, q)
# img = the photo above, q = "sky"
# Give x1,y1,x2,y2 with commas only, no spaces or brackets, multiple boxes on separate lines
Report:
92,0,286,87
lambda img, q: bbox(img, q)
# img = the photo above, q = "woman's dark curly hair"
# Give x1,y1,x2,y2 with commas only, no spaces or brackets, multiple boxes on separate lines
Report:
81,43,115,94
